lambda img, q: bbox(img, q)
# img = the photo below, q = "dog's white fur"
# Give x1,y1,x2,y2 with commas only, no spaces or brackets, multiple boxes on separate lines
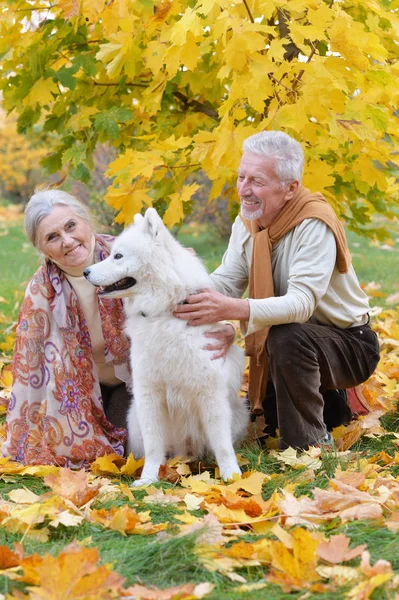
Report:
85,208,248,485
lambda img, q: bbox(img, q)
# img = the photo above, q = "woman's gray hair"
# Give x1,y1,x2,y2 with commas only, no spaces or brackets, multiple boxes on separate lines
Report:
24,189,95,248
243,131,304,183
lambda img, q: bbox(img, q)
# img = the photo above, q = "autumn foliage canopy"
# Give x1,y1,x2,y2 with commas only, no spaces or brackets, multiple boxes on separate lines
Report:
0,0,398,230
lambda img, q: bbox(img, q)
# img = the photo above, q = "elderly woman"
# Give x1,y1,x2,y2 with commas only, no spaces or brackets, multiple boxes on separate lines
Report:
3,190,132,466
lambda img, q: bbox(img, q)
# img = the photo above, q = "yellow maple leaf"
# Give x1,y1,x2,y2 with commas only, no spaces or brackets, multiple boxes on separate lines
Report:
48,511,84,528
0,334,15,355
170,7,203,45
267,528,321,591
7,488,41,504
6,496,62,527
184,493,203,511
96,21,138,79
0,363,12,391
23,77,59,108
90,453,123,475
227,470,267,495
302,160,335,194
120,452,144,476
67,107,99,131
163,183,200,228
347,572,392,600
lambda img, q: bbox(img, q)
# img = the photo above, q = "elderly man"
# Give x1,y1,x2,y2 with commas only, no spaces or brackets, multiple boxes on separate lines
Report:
175,131,380,450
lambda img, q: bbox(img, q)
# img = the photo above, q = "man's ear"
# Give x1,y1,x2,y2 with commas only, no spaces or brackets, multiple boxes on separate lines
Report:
143,207,164,240
285,180,299,200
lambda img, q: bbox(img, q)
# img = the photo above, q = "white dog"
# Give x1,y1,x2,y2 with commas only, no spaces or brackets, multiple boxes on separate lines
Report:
84,208,248,485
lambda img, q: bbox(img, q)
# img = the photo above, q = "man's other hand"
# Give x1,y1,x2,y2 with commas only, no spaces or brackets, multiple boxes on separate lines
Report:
203,323,236,360
174,289,250,325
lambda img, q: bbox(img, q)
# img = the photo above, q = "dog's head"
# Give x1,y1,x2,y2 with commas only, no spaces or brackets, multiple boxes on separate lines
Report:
84,207,169,298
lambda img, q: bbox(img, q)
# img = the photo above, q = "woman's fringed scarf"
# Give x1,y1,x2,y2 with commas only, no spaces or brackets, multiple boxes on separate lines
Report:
3,235,131,467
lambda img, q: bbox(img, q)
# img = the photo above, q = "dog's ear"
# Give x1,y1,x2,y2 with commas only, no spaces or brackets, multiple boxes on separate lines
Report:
143,207,164,240
134,213,145,226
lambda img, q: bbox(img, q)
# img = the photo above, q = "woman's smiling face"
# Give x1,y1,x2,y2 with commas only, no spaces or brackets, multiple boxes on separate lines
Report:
37,204,93,269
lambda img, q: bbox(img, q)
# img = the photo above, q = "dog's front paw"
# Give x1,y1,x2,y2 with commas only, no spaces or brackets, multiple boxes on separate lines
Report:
219,465,241,481
132,477,159,487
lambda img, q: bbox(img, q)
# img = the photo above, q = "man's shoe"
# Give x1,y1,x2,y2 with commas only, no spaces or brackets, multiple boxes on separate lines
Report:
315,431,335,449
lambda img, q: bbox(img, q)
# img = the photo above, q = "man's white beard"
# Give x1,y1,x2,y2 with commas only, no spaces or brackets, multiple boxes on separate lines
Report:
240,201,264,221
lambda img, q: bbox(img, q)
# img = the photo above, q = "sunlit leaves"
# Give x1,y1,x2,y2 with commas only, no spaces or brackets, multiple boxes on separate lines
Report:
0,112,46,199
0,0,396,229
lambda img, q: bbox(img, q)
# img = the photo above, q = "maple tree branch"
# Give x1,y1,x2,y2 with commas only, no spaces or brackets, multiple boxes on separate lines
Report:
290,0,336,94
172,91,220,122
242,0,255,23
91,80,148,88
158,163,201,169
274,89,283,107
15,5,55,11
268,74,291,91
336,119,362,129
73,40,103,47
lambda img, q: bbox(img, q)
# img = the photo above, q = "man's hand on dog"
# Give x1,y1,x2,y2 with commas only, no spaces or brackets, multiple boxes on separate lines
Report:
174,289,249,325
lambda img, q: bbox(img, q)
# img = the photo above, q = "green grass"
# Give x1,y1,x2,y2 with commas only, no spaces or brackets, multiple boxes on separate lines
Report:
346,229,399,301
2,437,399,597
176,221,229,272
0,208,41,329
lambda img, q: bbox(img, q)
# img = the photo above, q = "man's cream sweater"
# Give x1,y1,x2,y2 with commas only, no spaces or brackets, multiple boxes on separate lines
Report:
211,217,370,337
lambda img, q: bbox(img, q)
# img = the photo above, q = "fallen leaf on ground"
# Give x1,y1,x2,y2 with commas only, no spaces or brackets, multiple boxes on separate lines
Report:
120,452,144,476
121,581,215,599
266,528,322,592
359,551,392,577
44,468,100,507
0,545,22,569
90,453,124,475
317,534,366,564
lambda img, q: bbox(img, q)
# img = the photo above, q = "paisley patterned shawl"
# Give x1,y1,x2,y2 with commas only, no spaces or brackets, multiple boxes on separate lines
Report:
2,235,131,467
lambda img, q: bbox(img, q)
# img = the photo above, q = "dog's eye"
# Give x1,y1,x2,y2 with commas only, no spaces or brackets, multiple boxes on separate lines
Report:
114,253,123,260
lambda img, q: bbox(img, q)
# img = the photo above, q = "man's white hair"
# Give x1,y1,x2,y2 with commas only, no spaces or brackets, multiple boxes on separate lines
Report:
24,189,95,248
243,131,304,183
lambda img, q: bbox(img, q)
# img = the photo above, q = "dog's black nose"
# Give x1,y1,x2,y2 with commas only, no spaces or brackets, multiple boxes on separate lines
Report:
83,268,90,279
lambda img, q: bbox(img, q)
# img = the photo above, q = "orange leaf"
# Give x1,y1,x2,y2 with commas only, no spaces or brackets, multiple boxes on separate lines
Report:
317,534,366,564
20,542,124,597
158,463,180,483
90,505,148,535
44,468,100,507
0,545,22,569
359,551,392,577
121,582,214,599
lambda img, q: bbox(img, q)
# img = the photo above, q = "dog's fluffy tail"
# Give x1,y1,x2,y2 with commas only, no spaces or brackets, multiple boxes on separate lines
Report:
223,344,248,443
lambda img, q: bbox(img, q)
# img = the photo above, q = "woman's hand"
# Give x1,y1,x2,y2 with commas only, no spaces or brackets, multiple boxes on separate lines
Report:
203,323,236,360
174,289,249,325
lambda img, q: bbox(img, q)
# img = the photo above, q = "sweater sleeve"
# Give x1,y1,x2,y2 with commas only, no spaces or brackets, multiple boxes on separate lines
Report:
244,220,337,336
210,216,249,299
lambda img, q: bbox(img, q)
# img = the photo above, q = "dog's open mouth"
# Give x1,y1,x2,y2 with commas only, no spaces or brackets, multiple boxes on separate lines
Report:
98,277,137,295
